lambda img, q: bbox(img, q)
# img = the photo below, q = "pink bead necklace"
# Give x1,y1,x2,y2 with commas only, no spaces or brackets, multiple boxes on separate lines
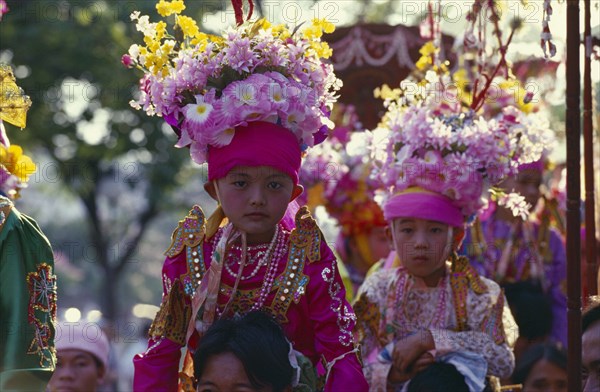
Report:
250,226,288,312
395,269,448,330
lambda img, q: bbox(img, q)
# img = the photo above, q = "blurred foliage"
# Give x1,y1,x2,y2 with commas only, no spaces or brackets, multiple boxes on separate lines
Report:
0,0,222,321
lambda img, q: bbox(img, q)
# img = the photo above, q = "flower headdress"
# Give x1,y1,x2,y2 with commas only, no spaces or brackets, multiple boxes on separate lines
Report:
323,131,386,236
126,0,341,164
370,2,553,224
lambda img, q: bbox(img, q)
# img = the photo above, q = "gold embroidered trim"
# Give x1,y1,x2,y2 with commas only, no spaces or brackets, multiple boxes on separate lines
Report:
26,263,57,367
353,293,381,345
269,207,319,322
149,278,191,346
450,254,487,331
165,205,206,257
290,206,321,263
481,290,507,345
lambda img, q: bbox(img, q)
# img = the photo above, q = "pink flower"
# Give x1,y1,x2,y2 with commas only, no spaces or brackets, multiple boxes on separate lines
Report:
121,54,133,68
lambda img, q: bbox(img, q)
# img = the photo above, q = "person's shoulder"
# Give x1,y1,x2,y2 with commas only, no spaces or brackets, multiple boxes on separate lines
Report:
0,197,52,248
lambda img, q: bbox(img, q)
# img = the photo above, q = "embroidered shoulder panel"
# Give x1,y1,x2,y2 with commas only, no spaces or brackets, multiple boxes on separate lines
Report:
450,255,488,331
290,206,321,263
26,263,57,368
165,205,206,258
271,245,310,323
149,278,191,346
481,290,507,345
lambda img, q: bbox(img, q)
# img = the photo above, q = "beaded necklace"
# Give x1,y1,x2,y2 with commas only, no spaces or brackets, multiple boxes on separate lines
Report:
394,269,448,333
224,225,280,281
215,224,288,317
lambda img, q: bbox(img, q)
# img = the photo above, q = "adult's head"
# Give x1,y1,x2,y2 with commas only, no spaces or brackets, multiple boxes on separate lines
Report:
48,322,110,392
504,281,553,361
512,343,567,392
194,311,294,392
582,296,600,392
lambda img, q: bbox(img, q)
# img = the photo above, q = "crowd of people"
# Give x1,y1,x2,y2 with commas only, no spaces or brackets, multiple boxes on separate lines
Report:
1,0,599,391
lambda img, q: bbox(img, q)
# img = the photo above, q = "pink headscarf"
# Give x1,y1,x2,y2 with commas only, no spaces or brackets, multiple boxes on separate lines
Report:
207,121,301,185
383,187,464,228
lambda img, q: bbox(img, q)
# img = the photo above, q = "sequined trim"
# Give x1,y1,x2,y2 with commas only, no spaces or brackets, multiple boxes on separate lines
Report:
321,261,355,346
26,263,57,367
481,290,507,345
165,205,206,257
183,244,206,296
149,278,191,346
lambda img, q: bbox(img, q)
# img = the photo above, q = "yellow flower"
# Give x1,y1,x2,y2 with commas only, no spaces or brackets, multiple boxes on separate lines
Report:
312,18,335,34
177,15,201,40
0,144,36,181
374,84,401,100
156,0,186,17
310,41,333,59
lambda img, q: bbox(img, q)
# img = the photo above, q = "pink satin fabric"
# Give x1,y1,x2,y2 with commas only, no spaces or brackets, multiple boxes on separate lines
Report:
207,121,301,185
383,190,464,227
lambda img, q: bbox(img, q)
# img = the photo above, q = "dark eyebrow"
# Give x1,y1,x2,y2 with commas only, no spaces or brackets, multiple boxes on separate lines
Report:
266,174,289,180
227,172,251,178
397,219,415,224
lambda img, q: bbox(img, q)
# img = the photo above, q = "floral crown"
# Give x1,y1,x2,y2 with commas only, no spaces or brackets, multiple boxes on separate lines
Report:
324,131,386,236
371,70,551,222
369,0,555,221
125,0,341,164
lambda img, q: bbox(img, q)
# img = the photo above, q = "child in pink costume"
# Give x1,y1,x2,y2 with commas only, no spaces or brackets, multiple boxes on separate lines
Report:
126,3,368,390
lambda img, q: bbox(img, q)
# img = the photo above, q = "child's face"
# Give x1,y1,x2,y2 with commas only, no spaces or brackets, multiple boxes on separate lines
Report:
389,218,453,286
208,166,302,244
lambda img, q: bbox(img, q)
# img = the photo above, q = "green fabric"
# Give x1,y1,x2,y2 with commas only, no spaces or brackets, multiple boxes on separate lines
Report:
0,199,56,391
333,252,354,303
293,351,318,392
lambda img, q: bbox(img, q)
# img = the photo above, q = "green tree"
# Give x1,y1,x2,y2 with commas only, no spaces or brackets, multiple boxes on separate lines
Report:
0,0,219,322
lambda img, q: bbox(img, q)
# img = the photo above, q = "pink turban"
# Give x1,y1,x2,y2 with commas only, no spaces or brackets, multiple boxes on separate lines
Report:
207,121,301,185
383,187,464,228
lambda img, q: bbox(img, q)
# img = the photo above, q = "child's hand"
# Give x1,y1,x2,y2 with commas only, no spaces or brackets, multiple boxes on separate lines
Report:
391,331,435,373
387,352,434,385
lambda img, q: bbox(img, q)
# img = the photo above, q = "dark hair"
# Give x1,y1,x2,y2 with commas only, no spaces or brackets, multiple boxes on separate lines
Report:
193,311,293,391
504,281,553,340
407,363,469,392
583,296,600,334
511,343,567,385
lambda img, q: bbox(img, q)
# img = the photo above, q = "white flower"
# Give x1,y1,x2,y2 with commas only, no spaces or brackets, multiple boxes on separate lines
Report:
498,192,531,221
184,96,214,125
128,44,140,58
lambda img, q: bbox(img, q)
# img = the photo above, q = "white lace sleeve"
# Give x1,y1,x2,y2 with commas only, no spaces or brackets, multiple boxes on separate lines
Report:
430,278,518,379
